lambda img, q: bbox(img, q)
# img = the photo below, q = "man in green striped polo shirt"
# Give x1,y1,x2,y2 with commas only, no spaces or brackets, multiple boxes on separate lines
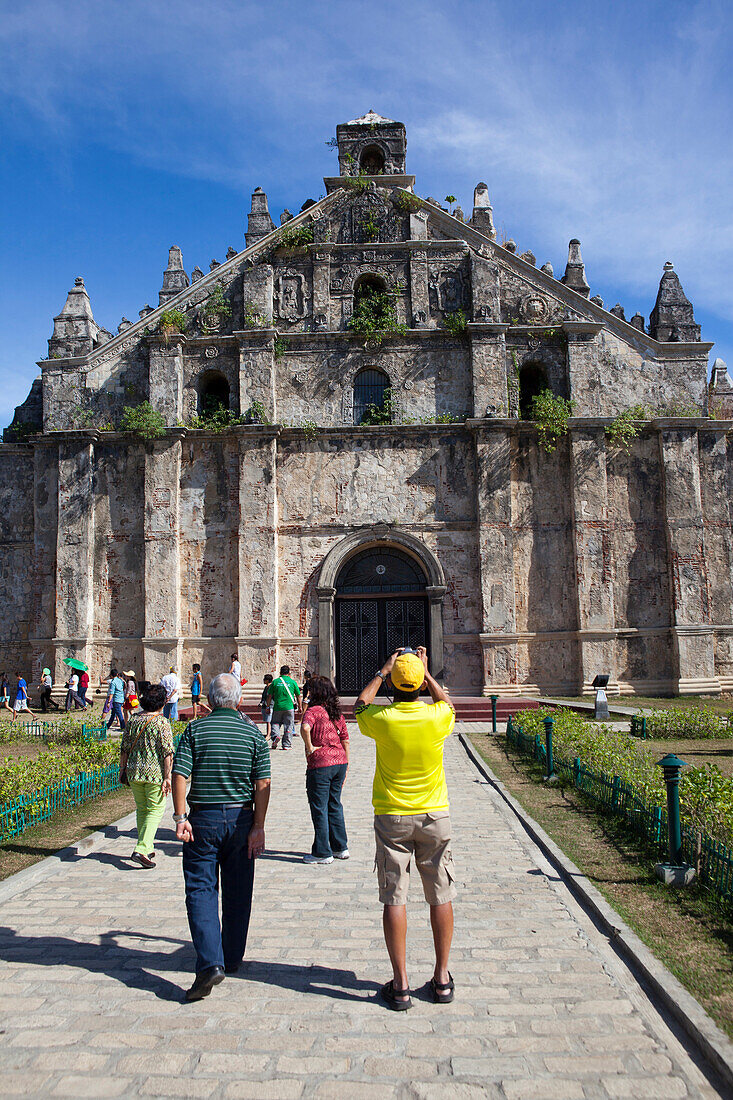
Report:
173,673,271,1002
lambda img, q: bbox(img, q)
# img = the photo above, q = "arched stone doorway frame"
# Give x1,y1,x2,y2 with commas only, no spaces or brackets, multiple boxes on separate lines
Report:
316,527,447,683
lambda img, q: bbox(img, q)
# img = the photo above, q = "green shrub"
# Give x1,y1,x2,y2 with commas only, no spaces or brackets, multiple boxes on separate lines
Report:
349,285,406,346
605,405,650,453
529,390,575,453
442,310,468,336
243,301,268,329
0,738,118,802
204,285,232,319
278,222,314,249
642,706,731,740
119,401,166,440
159,309,187,337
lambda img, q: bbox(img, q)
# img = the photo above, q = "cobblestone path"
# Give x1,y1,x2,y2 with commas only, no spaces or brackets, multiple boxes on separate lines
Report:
0,725,724,1098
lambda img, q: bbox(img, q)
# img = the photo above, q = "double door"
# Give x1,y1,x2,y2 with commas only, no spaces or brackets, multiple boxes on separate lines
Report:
335,596,427,694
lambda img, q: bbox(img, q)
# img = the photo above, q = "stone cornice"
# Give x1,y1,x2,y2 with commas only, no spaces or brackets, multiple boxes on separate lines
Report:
323,174,416,193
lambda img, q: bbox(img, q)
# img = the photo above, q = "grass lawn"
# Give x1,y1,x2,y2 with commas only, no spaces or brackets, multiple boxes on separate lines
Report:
0,785,134,882
469,730,733,1040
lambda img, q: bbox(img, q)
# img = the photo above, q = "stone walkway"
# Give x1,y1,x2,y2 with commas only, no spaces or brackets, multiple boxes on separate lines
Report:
0,724,725,1098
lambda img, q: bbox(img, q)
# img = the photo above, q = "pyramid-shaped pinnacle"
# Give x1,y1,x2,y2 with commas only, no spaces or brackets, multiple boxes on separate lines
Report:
246,187,276,247
471,182,495,239
649,261,701,342
159,245,190,305
561,239,590,298
58,277,95,320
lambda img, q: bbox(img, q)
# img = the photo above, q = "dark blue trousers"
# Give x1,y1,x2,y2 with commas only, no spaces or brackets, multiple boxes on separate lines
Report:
182,804,255,974
305,764,348,858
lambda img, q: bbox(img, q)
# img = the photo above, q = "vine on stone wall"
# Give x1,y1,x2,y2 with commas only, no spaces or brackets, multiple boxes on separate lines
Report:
530,391,575,453
604,404,649,453
348,284,406,346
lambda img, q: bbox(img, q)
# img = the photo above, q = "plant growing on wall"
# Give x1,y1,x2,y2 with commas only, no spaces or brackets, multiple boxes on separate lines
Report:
395,191,422,214
442,309,468,336
605,404,649,453
273,337,290,360
244,400,269,425
360,388,395,425
529,390,575,453
204,285,232,319
243,300,268,329
348,284,406,346
119,401,166,440
278,222,314,249
159,309,187,340
359,213,380,242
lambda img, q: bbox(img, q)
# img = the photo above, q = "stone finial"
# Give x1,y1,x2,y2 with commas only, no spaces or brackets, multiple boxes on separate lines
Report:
246,187,276,247
300,199,317,211
139,304,154,319
471,183,496,238
48,276,99,358
210,259,221,270
520,250,536,266
710,357,732,389
630,312,645,331
561,239,590,297
159,245,190,305
118,317,132,332
540,262,554,277
453,205,464,222
226,246,237,259
191,266,204,283
590,294,604,307
280,209,293,224
610,303,626,320
649,261,701,342
503,239,517,253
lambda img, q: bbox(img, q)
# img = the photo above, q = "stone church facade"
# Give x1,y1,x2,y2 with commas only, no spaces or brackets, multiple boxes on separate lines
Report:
3,110,731,696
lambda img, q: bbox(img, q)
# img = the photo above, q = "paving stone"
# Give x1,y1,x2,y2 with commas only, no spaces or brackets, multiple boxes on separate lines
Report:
0,735,725,1099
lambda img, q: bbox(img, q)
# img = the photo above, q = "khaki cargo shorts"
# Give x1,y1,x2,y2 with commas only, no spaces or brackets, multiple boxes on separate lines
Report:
374,811,456,906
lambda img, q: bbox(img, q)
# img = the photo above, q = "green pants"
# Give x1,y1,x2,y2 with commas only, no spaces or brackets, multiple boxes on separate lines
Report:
129,780,167,855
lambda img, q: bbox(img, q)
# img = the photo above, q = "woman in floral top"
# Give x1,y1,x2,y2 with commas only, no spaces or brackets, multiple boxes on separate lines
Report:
300,675,349,865
119,683,174,869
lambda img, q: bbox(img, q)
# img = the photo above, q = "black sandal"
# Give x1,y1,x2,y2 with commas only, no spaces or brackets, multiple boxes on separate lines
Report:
380,979,412,1011
430,973,455,1003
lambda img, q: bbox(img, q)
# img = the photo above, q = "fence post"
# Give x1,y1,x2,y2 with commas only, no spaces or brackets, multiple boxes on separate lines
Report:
490,695,498,734
641,715,647,740
654,753,695,885
611,775,621,811
543,716,555,781
573,757,580,788
653,806,663,845
506,716,513,743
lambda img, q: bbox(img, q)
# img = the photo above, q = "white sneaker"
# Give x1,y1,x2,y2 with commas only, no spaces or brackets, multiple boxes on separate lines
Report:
333,849,350,859
303,854,334,864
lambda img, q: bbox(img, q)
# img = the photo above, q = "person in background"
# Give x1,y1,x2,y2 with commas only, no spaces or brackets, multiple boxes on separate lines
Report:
65,670,87,712
123,670,139,723
191,664,203,718
355,646,456,1012
229,653,242,683
0,672,11,712
300,675,349,865
78,668,90,708
11,673,35,723
161,667,181,723
119,683,174,870
172,673,271,1002
39,668,60,713
259,674,273,740
266,665,301,751
106,668,127,732
302,669,312,707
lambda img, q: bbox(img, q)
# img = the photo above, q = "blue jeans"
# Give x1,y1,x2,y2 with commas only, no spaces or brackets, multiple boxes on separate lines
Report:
107,700,126,731
163,701,178,722
182,804,256,974
305,764,348,858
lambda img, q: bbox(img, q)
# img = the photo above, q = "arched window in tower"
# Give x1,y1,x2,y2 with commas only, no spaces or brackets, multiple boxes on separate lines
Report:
518,363,549,420
198,371,230,417
359,145,385,174
354,368,391,425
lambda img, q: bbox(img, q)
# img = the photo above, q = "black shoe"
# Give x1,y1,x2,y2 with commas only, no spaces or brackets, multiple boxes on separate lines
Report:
130,851,155,869
185,966,225,1002
224,962,241,975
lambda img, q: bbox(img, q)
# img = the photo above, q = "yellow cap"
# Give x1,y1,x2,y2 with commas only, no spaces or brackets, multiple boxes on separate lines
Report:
391,652,425,692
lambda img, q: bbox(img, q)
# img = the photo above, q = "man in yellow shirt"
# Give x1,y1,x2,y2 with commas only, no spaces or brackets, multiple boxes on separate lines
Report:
355,645,456,1011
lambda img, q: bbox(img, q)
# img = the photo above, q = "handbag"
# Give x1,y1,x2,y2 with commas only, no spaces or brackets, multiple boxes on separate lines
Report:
119,718,150,786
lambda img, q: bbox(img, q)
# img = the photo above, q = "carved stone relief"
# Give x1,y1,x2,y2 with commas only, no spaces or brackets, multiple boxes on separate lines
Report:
275,273,308,321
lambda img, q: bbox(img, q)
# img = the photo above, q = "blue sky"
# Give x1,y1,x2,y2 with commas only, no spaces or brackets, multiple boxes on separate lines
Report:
1,0,731,427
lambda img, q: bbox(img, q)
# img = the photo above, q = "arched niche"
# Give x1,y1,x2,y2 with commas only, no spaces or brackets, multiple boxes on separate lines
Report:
359,144,386,174
316,528,447,685
353,367,390,424
518,362,549,420
198,370,230,416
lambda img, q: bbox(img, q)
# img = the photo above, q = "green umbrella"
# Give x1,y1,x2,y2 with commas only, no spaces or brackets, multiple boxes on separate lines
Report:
63,658,89,672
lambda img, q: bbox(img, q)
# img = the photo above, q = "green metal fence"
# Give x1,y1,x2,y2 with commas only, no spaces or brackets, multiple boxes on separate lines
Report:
0,763,122,843
0,731,184,845
506,718,733,905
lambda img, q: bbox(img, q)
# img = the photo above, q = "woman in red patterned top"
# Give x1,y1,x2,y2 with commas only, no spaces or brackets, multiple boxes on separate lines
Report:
300,676,349,865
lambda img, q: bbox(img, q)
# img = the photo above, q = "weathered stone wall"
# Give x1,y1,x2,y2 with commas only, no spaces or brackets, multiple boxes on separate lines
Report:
0,447,34,673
